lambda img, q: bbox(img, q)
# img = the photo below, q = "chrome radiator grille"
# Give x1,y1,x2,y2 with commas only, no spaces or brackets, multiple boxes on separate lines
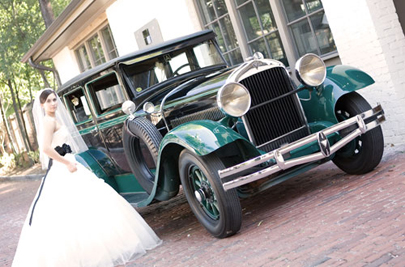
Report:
240,67,309,152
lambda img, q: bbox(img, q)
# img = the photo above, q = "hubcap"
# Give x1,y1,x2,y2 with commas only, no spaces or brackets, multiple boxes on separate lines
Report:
195,189,206,203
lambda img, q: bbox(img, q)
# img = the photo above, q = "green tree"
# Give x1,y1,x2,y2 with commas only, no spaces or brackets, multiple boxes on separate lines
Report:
0,0,70,154
0,0,41,153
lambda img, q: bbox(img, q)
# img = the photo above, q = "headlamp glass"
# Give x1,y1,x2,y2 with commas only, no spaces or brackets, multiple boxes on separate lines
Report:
217,82,251,117
295,54,326,87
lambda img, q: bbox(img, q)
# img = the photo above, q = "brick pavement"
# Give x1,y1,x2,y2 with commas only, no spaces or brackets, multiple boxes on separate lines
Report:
1,145,405,267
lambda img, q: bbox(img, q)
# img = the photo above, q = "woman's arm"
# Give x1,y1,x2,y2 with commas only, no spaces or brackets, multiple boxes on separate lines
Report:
42,116,77,172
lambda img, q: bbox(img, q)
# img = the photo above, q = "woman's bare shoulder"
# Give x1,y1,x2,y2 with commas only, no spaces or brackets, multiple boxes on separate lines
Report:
43,116,57,129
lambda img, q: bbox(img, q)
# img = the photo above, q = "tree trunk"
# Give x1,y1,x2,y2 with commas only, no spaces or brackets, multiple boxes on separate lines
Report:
0,94,16,154
7,79,31,153
15,85,34,152
38,0,55,28
25,68,33,102
0,133,6,155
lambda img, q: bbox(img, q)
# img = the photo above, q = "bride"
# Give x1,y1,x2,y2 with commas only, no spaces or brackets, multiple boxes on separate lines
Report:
12,88,162,267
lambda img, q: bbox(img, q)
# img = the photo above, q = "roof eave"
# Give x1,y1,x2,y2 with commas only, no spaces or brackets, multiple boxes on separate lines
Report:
21,0,115,63
21,0,83,63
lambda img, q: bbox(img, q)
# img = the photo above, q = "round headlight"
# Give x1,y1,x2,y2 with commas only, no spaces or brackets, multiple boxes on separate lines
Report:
295,54,326,87
217,82,251,117
143,102,155,114
122,100,136,115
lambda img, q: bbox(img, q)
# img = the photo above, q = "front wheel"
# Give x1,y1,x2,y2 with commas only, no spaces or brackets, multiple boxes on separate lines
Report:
179,150,242,238
333,92,384,174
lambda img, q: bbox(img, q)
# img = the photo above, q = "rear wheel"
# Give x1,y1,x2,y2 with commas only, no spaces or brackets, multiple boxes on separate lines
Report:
179,150,242,238
333,92,384,174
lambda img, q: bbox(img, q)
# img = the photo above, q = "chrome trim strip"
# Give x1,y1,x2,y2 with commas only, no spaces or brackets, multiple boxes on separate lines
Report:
160,78,198,131
227,59,284,83
220,104,385,191
241,115,256,145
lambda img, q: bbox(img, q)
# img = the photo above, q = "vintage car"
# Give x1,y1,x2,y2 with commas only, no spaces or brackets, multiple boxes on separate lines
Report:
58,30,385,238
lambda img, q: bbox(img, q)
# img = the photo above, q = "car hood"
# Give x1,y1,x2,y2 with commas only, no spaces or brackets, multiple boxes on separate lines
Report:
184,68,235,97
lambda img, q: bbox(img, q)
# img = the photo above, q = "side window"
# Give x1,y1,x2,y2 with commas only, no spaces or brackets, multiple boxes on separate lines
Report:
87,73,126,115
64,88,92,124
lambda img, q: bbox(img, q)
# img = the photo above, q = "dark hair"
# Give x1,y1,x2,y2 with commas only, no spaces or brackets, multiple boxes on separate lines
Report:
39,89,56,104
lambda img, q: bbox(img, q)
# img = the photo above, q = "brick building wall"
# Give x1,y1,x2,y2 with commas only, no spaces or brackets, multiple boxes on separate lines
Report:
323,0,405,146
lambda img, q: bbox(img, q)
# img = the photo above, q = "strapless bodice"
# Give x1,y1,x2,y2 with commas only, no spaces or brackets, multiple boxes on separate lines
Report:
51,126,70,148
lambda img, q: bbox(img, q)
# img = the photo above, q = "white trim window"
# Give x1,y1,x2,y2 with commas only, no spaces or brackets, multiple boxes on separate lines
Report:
195,0,244,65
280,0,336,57
75,24,118,72
195,0,337,67
235,0,288,66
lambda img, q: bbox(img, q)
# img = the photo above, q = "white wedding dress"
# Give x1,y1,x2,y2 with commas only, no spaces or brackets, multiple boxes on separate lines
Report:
12,126,162,267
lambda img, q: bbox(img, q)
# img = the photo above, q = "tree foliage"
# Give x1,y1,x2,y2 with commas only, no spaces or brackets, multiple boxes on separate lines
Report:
0,0,70,116
0,0,70,154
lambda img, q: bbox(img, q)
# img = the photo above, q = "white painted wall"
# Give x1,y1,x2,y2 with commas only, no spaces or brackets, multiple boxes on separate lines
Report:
52,0,202,85
106,0,202,56
53,47,81,84
323,0,405,145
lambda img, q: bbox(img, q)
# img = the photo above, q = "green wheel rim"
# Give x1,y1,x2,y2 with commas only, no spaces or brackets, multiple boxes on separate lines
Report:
189,165,220,220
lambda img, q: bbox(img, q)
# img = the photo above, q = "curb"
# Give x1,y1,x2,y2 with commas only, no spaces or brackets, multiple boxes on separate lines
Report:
0,174,44,181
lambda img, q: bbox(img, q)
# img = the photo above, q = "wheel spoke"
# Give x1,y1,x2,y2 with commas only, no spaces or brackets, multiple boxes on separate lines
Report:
190,166,203,188
207,202,219,218
194,177,202,188
211,202,220,217
195,169,204,183
206,202,213,213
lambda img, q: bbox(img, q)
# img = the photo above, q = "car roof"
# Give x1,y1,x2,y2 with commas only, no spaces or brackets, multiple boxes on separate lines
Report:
57,29,215,94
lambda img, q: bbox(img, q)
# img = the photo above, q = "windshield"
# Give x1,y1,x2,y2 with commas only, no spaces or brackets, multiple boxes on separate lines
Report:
122,40,226,95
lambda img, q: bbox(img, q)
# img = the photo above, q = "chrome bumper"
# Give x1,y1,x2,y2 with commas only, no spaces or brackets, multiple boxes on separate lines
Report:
220,105,385,191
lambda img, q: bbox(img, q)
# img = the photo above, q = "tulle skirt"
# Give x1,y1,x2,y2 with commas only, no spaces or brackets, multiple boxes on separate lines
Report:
12,154,162,267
